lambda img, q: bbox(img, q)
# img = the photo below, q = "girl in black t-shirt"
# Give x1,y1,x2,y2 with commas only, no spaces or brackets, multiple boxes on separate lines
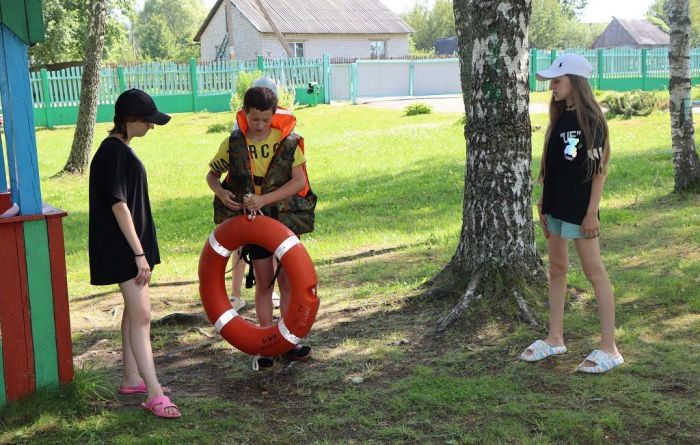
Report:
518,54,624,373
88,89,181,417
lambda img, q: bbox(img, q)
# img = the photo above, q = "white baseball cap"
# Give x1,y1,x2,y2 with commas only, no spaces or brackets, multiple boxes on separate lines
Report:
536,53,593,80
253,76,278,95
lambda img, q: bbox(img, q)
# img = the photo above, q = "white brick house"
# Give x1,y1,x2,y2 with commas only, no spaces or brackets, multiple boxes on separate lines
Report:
194,0,413,61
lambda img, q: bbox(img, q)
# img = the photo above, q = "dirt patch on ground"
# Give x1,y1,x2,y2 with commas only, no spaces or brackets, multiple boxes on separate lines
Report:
69,247,445,405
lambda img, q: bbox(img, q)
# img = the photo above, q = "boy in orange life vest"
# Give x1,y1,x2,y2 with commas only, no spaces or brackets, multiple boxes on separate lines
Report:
215,77,283,312
206,86,314,369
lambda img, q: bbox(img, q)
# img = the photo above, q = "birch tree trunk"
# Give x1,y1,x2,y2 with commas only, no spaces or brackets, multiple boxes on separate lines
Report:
432,0,543,332
668,0,700,192
61,0,107,174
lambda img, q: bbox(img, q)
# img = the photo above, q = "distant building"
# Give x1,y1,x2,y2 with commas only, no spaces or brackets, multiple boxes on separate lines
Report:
195,0,414,61
592,17,670,49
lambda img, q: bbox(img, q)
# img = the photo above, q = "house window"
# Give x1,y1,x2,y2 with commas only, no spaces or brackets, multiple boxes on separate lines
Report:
370,40,387,59
289,42,304,57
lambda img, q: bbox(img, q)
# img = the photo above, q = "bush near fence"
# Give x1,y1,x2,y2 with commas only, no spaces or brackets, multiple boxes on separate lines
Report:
29,55,330,128
530,47,700,92
333,47,699,103
21,48,700,128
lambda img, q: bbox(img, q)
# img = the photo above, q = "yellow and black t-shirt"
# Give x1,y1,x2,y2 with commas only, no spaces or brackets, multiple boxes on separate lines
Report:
208,128,306,195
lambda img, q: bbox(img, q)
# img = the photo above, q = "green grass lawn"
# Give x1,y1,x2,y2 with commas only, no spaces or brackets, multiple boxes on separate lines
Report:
1,102,699,444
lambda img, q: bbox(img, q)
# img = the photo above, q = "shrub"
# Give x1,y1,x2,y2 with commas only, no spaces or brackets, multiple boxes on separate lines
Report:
230,70,264,113
276,82,296,111
206,122,233,133
230,71,296,113
404,103,433,116
601,90,659,119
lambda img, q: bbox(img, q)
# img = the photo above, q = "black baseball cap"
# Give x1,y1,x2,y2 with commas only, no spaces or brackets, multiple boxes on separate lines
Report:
115,88,171,125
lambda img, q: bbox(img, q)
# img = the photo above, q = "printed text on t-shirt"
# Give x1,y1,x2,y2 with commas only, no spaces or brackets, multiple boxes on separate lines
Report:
559,130,581,142
249,142,280,159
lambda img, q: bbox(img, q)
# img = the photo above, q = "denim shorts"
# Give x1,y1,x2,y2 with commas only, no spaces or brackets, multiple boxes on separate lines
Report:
546,215,584,239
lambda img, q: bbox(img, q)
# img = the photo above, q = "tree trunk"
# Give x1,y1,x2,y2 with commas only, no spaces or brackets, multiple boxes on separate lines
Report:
669,0,700,192
433,0,543,332
60,0,107,175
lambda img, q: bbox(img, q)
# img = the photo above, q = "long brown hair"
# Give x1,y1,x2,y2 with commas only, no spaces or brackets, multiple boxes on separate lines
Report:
109,115,143,140
538,75,610,183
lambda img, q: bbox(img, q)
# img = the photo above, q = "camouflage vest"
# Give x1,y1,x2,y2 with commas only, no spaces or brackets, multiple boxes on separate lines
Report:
213,129,317,235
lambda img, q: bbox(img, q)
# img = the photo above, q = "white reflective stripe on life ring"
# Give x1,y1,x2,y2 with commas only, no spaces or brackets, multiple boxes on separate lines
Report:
214,308,239,332
277,318,301,345
274,236,300,261
209,233,233,258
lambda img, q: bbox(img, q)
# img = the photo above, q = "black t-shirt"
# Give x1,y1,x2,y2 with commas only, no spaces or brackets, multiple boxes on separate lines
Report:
541,108,606,225
88,137,160,285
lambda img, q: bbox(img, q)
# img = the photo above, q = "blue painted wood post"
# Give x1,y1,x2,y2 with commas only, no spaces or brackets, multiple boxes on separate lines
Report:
117,65,126,92
322,53,330,104
351,62,358,105
529,48,537,92
409,60,415,96
0,25,43,214
597,49,605,90
190,58,199,112
39,69,52,128
641,48,648,91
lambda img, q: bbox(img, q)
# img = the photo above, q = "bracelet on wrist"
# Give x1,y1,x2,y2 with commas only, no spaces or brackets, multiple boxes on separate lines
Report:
134,253,145,257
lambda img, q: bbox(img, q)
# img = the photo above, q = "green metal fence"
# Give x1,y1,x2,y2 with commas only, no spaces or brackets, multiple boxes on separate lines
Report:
530,47,700,92
29,55,330,128
23,48,700,127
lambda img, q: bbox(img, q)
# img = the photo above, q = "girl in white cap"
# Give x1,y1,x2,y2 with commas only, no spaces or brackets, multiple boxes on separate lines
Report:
519,54,624,373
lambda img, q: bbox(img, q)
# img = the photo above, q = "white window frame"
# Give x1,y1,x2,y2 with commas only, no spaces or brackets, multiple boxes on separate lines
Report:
370,40,387,59
288,42,304,58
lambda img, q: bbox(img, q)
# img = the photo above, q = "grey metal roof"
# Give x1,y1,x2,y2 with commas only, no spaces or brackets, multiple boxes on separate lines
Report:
612,18,669,45
195,0,413,41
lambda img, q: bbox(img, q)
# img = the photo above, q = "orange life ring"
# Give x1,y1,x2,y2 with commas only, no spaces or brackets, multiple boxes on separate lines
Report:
199,215,319,356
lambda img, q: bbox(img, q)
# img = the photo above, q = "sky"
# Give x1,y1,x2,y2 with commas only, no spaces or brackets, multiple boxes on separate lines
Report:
578,0,657,23
379,0,659,22
167,0,659,24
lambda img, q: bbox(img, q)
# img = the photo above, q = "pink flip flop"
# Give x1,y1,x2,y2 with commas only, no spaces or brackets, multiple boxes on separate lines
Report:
119,381,171,395
119,381,147,394
141,395,181,419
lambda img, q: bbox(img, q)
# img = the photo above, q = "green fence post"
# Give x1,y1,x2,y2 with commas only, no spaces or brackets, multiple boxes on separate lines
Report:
39,68,52,128
597,48,605,90
323,53,331,104
529,48,537,92
351,62,358,105
257,55,265,73
550,48,558,64
190,58,199,112
641,48,648,91
117,65,126,92
409,60,415,96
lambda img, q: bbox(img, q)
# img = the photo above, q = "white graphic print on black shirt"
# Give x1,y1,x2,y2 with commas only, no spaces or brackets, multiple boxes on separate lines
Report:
541,109,606,225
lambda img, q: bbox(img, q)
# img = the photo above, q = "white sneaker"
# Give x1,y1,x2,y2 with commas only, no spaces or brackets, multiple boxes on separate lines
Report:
229,295,246,311
272,291,280,308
